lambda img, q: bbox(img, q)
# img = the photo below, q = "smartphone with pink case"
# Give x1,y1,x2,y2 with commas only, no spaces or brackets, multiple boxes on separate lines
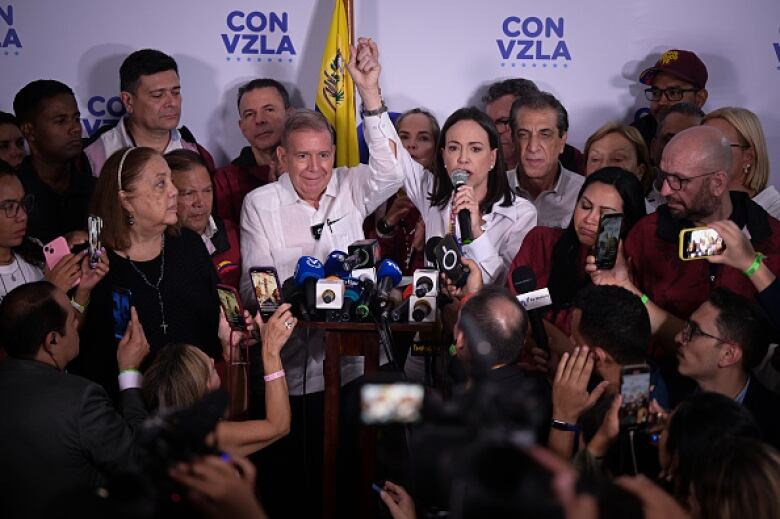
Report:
43,236,71,271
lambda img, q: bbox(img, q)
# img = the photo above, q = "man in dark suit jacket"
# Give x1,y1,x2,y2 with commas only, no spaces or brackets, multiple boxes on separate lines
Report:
675,287,780,448
0,281,150,519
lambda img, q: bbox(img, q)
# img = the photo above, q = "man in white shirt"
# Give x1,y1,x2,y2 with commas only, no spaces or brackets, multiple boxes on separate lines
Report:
240,41,402,395
507,91,584,228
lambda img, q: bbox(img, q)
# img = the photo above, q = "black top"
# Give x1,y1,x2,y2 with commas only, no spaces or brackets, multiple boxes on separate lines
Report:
17,154,95,244
73,228,220,397
0,357,147,519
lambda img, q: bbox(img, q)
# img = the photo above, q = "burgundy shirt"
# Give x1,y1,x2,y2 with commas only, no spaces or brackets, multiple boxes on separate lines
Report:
625,192,780,320
214,147,274,225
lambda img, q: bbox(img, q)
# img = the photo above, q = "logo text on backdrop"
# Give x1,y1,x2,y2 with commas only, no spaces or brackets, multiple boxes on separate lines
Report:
0,4,22,51
498,16,571,68
221,10,296,62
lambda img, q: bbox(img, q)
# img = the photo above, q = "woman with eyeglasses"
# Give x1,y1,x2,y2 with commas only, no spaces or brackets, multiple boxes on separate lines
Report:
0,161,108,305
702,107,779,219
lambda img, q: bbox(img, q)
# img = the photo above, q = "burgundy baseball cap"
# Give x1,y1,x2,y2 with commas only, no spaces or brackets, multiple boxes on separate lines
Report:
639,49,708,89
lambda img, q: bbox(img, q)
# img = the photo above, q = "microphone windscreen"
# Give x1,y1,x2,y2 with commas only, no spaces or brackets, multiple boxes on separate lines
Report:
451,169,469,188
294,256,325,285
425,236,443,263
511,266,537,295
323,250,348,277
377,259,403,287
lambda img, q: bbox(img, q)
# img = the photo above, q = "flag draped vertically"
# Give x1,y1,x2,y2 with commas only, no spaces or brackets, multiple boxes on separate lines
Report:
315,0,359,167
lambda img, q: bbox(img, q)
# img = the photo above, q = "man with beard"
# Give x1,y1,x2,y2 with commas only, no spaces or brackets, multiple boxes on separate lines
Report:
624,125,780,321
13,80,95,244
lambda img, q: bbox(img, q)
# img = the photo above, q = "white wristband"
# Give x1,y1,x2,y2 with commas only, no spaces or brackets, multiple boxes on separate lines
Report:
118,369,143,390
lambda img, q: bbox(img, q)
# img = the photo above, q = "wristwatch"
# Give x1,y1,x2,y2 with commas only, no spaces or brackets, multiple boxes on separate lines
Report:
361,102,388,117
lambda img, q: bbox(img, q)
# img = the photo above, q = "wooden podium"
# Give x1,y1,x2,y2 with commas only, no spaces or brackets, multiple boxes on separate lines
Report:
299,321,437,519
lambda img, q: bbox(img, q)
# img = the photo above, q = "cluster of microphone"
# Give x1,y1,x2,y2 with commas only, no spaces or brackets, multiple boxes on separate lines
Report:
280,239,441,324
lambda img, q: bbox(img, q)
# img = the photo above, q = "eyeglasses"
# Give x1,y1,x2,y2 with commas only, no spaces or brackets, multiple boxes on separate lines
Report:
657,170,718,191
681,320,730,344
0,194,34,218
494,117,511,131
644,87,699,102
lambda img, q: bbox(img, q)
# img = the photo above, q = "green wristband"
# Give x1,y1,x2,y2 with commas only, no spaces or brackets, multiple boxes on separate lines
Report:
744,253,765,277
640,294,649,305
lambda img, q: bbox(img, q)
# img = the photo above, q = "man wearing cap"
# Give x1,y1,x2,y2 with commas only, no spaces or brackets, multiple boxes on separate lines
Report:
632,49,709,147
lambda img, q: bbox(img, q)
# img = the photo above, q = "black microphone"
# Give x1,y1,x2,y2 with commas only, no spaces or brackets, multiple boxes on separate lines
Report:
282,277,310,321
511,266,549,352
425,237,442,267
451,170,473,245
411,298,434,322
414,274,435,297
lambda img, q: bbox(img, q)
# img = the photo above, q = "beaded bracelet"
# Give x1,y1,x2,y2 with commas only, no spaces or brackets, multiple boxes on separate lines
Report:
263,369,286,382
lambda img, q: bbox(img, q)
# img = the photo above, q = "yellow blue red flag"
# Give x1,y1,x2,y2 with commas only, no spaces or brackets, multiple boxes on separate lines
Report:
315,0,359,167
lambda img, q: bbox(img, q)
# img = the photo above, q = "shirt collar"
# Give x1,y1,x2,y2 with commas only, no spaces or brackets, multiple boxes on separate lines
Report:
119,116,182,148
277,171,339,207
735,376,751,404
202,215,218,239
514,162,566,197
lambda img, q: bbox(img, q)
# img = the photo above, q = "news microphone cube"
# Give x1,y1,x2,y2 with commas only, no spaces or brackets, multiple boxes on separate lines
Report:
315,279,344,310
409,295,436,323
352,267,376,285
347,239,381,269
412,269,439,297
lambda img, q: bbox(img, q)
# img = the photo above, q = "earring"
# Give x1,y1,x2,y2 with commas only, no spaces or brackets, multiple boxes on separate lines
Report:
744,164,751,174
128,214,135,226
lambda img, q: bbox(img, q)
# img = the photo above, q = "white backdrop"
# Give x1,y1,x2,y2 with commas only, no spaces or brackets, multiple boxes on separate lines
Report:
1,0,778,185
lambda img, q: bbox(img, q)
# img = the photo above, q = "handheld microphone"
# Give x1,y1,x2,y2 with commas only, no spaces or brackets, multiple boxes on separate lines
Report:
410,296,436,322
316,278,344,309
323,250,350,278
294,256,325,314
451,170,473,244
375,259,403,304
511,266,549,352
390,284,414,322
341,286,361,322
355,276,376,320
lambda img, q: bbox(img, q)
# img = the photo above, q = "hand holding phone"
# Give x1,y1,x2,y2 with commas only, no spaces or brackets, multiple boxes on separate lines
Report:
250,267,282,322
433,235,470,287
112,288,132,341
88,215,103,269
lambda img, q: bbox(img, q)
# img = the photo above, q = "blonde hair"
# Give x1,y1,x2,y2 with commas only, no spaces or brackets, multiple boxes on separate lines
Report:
142,343,211,411
703,107,770,193
693,439,780,519
584,122,653,194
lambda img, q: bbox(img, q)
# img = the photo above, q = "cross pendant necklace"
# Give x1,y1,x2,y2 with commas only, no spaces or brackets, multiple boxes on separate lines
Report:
126,235,168,334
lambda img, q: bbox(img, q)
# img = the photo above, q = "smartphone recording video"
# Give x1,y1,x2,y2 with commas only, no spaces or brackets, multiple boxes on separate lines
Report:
619,364,651,428
88,215,103,267
250,267,282,321
594,213,623,270
217,285,245,331
679,227,725,260
112,288,132,341
361,383,425,425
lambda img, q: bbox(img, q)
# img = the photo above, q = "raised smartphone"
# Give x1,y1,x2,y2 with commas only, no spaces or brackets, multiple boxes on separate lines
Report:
88,215,103,268
112,287,132,341
43,236,71,271
217,284,246,331
593,213,623,270
619,363,651,428
679,227,725,260
250,266,282,322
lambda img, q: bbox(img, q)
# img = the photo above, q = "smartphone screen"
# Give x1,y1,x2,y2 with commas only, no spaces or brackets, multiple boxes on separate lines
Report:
360,383,425,424
620,364,651,427
250,267,282,321
112,288,132,341
217,285,245,331
679,227,725,260
594,213,623,270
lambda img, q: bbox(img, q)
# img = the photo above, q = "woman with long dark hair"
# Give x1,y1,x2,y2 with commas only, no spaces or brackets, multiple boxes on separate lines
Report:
508,167,647,336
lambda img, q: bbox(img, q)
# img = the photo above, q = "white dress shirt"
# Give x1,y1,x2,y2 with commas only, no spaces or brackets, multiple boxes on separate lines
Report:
507,164,584,229
390,128,537,286
239,112,404,395
753,185,780,220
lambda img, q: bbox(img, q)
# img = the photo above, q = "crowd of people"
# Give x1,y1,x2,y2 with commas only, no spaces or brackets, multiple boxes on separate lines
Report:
0,35,778,519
